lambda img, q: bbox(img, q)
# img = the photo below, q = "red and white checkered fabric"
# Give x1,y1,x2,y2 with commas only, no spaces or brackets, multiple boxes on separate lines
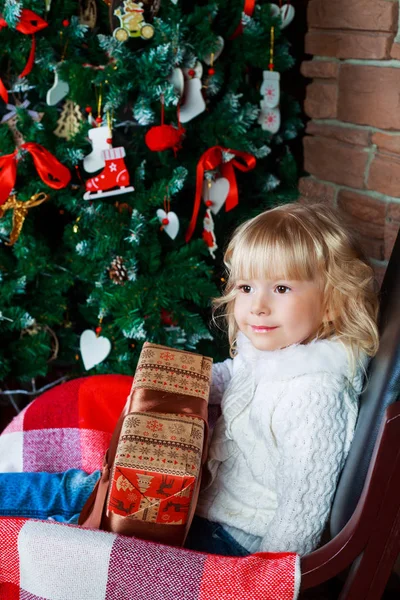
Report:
0,375,300,599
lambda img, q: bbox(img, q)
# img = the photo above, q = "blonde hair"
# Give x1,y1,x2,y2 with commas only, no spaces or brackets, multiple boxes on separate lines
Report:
213,203,379,363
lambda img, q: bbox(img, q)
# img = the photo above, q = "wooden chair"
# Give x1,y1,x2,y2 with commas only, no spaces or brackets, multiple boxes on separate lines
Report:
301,230,400,599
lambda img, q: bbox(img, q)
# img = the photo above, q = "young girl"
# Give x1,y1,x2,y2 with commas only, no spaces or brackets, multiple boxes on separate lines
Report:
0,203,379,558
186,202,379,556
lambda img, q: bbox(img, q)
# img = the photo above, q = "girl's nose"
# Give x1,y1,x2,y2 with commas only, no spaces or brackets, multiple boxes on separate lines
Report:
251,295,271,316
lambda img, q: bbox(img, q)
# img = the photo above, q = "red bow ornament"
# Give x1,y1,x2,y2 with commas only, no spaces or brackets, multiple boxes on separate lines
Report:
185,146,256,243
230,0,257,39
0,9,48,103
0,142,71,205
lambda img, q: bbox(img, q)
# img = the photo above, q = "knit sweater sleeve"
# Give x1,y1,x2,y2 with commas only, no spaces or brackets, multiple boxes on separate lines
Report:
259,374,356,556
209,359,233,405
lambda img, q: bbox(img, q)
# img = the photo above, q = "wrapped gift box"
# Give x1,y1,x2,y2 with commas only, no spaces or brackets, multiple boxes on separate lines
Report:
80,342,212,546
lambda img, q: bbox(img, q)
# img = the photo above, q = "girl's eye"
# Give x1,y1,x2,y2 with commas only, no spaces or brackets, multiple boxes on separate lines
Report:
275,285,291,294
237,284,252,294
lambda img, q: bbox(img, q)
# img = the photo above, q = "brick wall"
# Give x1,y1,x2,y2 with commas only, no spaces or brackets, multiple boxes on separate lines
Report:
299,0,400,282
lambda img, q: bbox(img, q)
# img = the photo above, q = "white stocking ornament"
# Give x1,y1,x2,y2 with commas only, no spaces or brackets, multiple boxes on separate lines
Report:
182,61,203,80
157,209,180,240
83,126,112,173
46,70,70,106
202,177,230,215
180,79,206,123
80,329,111,370
180,61,205,123
169,67,185,98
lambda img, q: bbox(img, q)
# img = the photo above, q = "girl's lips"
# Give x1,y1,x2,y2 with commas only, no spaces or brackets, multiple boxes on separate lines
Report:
251,326,278,332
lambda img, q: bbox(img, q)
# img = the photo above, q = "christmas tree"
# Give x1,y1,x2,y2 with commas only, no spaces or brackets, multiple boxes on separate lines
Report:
0,0,302,394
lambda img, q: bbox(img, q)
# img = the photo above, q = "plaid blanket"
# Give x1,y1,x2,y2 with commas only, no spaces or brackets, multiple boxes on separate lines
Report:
0,375,300,600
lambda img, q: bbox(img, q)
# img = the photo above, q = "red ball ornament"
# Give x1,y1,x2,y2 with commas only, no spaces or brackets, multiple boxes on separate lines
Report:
95,326,102,335
95,116,102,124
205,200,213,208
85,106,92,114
269,62,274,70
208,67,215,76
188,69,196,78
145,124,186,153
62,19,70,27
162,218,169,225
106,138,112,144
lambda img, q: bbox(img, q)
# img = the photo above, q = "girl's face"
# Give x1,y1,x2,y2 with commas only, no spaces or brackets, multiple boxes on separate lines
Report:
233,278,326,352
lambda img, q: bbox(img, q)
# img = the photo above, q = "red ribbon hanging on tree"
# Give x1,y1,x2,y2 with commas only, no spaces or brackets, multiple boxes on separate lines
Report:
0,142,71,205
185,146,256,243
230,0,257,39
0,9,48,103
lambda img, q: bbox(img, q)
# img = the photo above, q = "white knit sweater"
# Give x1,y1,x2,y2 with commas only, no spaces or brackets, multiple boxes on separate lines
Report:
196,332,365,556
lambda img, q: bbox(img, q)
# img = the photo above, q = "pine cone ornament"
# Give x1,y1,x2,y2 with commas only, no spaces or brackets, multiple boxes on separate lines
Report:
109,256,128,284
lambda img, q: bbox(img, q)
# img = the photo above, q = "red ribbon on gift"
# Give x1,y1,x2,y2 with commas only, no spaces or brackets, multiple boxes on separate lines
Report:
185,146,256,243
230,0,257,39
0,9,48,103
0,142,71,205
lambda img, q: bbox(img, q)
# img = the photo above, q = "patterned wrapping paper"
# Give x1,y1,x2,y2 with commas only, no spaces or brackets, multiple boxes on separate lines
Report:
132,343,213,400
106,343,213,528
0,375,300,600
107,412,204,524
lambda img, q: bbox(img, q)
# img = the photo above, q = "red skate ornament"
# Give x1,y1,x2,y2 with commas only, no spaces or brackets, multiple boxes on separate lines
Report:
83,146,134,200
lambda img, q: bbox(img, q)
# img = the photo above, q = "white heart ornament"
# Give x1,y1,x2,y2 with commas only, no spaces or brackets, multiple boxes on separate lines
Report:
202,178,230,215
268,3,280,17
157,209,180,240
280,4,295,28
203,36,225,65
46,70,70,106
80,329,111,371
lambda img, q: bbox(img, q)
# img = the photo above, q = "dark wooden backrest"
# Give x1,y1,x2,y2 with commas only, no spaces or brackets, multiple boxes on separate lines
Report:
329,231,400,537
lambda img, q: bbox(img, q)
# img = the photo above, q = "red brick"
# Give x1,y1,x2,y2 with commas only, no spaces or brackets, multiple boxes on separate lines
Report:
391,42,400,59
305,30,393,60
368,153,400,196
308,0,398,32
300,59,339,79
304,81,338,119
371,132,400,156
304,136,369,188
358,235,385,261
338,65,400,130
306,122,370,147
385,221,400,260
298,177,337,204
337,190,385,239
387,202,400,222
